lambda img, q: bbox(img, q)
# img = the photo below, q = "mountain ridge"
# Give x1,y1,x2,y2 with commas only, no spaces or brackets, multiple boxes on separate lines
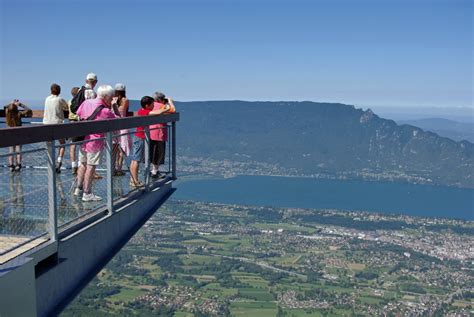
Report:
172,100,473,188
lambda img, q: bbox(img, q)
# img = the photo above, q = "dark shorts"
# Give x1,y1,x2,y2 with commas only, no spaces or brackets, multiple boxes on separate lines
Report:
150,140,166,165
71,136,84,142
130,135,145,162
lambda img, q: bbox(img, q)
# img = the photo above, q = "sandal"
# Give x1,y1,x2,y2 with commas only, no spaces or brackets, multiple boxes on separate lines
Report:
129,180,144,188
114,170,125,176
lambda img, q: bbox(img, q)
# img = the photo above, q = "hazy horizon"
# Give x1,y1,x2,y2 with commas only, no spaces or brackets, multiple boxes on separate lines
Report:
2,97,473,124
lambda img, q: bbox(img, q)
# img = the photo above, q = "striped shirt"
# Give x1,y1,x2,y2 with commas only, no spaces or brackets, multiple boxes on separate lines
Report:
84,83,97,100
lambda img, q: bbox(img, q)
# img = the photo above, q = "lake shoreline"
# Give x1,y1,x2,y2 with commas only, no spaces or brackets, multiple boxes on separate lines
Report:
174,174,474,221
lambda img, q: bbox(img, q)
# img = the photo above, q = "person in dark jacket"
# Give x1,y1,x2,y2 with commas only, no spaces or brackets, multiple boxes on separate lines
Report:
4,100,32,171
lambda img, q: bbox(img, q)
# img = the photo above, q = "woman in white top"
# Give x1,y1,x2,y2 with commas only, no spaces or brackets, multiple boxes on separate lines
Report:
113,83,131,176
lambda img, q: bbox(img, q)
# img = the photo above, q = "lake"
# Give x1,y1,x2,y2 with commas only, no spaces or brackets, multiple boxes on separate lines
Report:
174,175,474,220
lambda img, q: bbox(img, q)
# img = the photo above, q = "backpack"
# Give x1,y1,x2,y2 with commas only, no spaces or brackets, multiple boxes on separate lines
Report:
70,86,88,114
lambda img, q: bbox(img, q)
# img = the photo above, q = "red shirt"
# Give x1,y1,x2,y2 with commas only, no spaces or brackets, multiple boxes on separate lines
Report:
135,108,151,139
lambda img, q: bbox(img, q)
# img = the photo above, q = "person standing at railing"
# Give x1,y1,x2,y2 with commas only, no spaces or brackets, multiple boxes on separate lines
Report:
129,96,170,187
3,100,32,172
43,83,69,173
70,73,102,179
112,83,131,176
74,85,119,202
149,92,175,178
68,86,80,175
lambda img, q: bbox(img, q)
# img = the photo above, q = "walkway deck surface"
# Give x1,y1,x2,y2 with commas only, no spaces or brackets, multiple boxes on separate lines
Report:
0,160,169,263
0,235,48,264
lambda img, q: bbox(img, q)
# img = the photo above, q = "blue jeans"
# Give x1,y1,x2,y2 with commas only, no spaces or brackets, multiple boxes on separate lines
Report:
130,134,145,162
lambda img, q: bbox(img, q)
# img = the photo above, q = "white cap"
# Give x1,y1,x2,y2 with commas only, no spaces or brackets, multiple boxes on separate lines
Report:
115,83,126,91
86,73,97,81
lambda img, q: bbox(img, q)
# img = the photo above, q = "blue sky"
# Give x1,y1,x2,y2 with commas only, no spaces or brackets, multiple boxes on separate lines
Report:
0,0,472,107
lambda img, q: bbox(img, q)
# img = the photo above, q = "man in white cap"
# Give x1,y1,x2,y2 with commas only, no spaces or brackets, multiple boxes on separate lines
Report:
79,73,102,179
85,73,98,100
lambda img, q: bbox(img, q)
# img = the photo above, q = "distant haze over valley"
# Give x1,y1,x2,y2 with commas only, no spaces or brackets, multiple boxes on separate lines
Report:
371,105,474,124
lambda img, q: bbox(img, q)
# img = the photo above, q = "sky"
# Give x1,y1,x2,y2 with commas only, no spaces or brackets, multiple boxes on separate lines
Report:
0,0,472,108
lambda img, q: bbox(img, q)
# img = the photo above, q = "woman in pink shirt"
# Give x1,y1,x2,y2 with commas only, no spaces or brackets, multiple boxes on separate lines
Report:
74,85,119,202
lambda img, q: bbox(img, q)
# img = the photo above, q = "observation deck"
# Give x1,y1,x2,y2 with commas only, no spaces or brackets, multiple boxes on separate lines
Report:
0,111,179,316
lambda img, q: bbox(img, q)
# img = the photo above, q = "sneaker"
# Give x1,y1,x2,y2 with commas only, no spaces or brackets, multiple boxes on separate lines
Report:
82,193,102,202
72,166,78,175
150,172,160,179
55,162,62,174
8,164,15,172
73,187,83,196
14,164,21,172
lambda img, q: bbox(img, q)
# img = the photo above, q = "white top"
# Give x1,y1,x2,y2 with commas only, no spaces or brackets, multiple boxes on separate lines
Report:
43,95,68,124
84,83,97,100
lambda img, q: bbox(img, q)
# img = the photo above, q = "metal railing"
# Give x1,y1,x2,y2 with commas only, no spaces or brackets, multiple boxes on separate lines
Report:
0,113,179,260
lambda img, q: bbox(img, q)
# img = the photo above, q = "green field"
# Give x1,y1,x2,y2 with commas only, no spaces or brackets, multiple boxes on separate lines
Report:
283,309,325,317
238,287,275,301
108,288,147,303
201,283,239,298
230,301,277,317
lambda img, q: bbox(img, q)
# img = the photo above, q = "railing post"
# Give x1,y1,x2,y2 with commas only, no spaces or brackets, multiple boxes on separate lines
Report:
106,132,114,213
172,121,177,180
46,141,58,241
144,126,150,191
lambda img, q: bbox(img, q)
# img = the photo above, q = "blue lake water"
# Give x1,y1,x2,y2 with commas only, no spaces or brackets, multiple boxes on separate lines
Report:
174,175,474,220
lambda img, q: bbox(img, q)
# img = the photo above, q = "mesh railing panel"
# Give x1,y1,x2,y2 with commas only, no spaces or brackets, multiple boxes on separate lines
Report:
0,145,49,256
0,116,177,261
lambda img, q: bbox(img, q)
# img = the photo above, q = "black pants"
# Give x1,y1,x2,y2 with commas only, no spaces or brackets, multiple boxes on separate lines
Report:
150,140,166,165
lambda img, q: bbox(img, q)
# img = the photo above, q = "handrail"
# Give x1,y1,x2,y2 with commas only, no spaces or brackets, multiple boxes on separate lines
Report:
0,112,179,147
0,109,135,118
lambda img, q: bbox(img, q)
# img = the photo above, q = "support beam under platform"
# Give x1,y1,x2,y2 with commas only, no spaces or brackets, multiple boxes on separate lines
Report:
0,178,175,317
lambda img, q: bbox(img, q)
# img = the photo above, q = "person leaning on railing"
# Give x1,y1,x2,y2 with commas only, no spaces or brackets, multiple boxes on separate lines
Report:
150,92,175,178
3,100,32,172
73,85,120,202
71,73,103,180
129,96,170,187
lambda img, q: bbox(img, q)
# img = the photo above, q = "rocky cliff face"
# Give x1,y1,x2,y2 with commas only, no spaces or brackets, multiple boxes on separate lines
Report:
176,101,473,188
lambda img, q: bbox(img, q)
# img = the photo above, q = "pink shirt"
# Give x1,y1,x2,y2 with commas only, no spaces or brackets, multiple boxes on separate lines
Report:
150,102,168,141
76,98,118,153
